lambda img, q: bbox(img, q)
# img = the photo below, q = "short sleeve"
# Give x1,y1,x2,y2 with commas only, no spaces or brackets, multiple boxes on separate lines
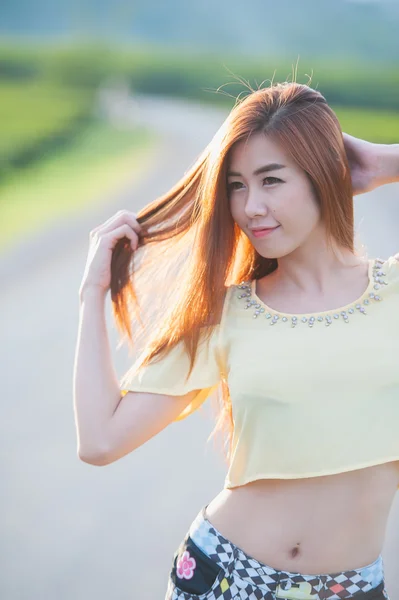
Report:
119,324,225,421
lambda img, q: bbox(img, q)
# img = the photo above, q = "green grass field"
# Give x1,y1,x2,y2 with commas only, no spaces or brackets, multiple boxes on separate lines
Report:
333,106,399,144
0,80,93,171
0,120,158,251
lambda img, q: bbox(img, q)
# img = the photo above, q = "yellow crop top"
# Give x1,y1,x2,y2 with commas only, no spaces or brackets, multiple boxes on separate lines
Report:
120,255,399,490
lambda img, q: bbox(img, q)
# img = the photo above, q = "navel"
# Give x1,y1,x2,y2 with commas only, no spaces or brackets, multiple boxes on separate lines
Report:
290,542,301,558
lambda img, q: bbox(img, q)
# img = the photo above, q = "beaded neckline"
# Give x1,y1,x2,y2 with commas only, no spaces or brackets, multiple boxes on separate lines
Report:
237,258,388,327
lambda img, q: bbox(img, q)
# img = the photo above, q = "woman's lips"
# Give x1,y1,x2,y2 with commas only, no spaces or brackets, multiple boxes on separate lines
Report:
251,226,280,238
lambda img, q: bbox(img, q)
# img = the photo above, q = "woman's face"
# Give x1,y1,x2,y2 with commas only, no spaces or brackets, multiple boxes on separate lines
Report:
227,132,322,259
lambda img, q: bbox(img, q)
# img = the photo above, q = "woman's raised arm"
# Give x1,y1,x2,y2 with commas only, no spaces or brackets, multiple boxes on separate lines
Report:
343,133,399,195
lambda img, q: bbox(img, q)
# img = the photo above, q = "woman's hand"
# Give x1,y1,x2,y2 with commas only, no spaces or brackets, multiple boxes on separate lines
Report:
79,209,142,298
343,133,399,195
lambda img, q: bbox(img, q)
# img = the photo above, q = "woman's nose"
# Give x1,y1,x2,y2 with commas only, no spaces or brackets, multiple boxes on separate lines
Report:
245,193,268,219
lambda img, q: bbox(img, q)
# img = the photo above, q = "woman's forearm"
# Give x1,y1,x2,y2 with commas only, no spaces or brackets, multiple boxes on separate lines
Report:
378,143,399,186
73,286,123,462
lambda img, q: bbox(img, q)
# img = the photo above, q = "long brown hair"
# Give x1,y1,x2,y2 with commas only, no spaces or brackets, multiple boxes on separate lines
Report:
115,81,356,464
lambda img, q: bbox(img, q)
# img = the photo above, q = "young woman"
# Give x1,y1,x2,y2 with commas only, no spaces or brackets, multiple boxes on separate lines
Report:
74,82,399,600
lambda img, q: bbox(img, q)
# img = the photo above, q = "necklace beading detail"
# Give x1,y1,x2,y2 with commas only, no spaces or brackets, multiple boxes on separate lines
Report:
237,258,388,327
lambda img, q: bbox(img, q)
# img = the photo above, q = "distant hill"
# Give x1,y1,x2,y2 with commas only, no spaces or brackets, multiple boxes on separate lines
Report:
1,0,398,64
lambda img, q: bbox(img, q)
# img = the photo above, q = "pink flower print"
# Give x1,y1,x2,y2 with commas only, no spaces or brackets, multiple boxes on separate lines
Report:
176,550,196,580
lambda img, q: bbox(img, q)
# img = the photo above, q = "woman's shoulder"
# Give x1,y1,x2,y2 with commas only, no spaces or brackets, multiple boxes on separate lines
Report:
224,280,251,301
219,280,253,321
370,255,399,302
380,253,399,279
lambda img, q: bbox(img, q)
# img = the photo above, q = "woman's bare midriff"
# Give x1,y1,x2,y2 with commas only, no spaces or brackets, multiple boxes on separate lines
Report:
205,461,399,574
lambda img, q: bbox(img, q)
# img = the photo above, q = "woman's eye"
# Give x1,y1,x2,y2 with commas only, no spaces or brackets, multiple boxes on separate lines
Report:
227,177,281,192
227,182,243,191
263,177,281,185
